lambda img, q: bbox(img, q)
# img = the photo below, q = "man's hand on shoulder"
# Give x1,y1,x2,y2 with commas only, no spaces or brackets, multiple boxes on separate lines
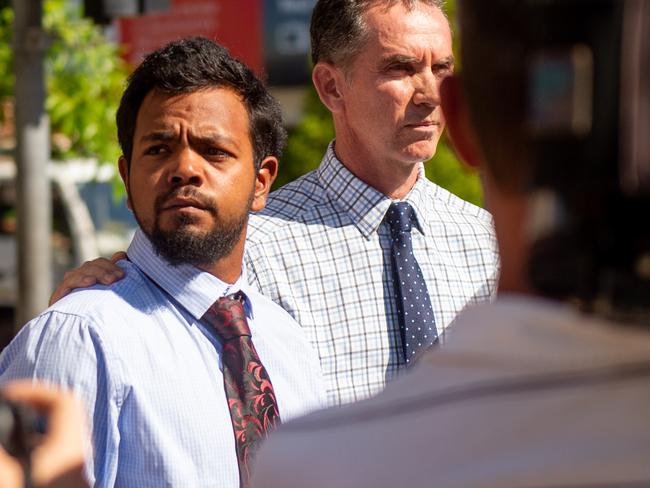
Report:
49,252,127,306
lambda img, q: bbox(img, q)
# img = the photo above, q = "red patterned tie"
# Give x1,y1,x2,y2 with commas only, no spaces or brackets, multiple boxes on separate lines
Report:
202,293,281,487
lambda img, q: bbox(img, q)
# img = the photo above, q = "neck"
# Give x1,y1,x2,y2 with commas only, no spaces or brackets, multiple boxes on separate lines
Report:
198,259,242,285
484,178,533,296
333,131,420,200
197,235,246,285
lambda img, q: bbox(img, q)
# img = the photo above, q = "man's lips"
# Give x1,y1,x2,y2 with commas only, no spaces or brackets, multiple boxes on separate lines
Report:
405,120,440,128
161,197,208,211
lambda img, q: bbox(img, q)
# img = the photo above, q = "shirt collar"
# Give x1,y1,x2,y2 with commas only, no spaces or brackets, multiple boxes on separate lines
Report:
126,229,254,320
317,141,428,239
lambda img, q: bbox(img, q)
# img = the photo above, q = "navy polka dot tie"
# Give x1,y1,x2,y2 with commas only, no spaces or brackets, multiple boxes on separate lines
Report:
385,202,437,365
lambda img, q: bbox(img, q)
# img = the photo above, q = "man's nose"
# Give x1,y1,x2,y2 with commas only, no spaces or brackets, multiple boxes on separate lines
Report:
412,69,441,107
168,148,203,186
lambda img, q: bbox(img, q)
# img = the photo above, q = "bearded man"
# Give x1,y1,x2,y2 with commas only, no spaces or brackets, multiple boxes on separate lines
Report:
0,37,325,488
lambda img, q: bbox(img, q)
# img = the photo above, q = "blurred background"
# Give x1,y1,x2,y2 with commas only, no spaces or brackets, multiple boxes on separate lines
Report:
0,0,480,348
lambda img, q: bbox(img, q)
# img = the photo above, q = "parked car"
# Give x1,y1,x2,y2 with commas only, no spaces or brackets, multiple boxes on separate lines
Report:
0,157,137,309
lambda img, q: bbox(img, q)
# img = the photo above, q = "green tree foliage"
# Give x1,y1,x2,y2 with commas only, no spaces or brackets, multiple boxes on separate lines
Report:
276,87,334,190
0,7,13,106
0,0,127,164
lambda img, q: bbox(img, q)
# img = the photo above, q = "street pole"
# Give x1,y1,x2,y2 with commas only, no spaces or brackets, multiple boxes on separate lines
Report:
12,0,51,329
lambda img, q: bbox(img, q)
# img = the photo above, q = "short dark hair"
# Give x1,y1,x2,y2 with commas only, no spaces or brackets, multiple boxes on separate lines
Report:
116,37,287,170
457,1,530,193
310,0,445,70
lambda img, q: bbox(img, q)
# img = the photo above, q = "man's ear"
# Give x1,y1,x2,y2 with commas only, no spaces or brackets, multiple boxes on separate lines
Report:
440,75,482,170
250,156,279,212
312,62,346,114
118,156,133,211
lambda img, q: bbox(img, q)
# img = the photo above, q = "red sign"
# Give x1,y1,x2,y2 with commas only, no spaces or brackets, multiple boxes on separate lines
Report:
117,0,263,73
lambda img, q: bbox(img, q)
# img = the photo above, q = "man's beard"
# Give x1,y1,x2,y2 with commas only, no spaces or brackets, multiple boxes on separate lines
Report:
135,186,252,267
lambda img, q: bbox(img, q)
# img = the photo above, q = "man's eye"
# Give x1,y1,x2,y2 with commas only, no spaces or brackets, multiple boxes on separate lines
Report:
144,145,169,156
433,63,454,77
387,63,414,74
205,147,230,159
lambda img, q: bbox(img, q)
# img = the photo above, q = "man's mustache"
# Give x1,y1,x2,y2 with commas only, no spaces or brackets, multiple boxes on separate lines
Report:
154,187,219,216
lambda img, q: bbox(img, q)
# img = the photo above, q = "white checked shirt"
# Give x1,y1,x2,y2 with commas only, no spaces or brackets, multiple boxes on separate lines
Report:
245,143,499,406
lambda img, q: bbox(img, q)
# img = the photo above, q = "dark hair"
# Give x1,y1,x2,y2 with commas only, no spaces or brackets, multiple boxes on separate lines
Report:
457,1,530,193
116,37,287,170
310,0,445,70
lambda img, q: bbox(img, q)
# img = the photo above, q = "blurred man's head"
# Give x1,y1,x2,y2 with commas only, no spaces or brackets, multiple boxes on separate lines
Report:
310,0,452,197
441,1,576,293
443,0,650,316
115,38,284,278
444,2,532,196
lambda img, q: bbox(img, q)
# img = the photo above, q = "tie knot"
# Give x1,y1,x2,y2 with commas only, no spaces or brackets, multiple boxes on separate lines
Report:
385,202,416,236
203,293,251,341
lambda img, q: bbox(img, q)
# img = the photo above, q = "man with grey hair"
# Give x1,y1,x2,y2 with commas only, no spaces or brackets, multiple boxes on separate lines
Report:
52,0,498,407
245,0,498,405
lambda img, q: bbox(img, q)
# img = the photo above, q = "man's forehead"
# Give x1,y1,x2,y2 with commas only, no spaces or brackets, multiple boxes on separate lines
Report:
138,88,245,119
362,2,452,55
134,87,251,139
362,1,447,23
141,86,243,110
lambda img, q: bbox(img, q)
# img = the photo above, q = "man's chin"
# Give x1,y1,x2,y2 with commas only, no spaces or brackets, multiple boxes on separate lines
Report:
147,230,209,267
146,218,247,268
157,223,206,240
398,149,437,166
400,140,440,164
157,213,206,233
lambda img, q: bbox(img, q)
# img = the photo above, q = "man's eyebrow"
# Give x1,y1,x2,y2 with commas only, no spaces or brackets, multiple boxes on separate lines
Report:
381,54,419,65
140,131,239,149
189,132,239,149
380,54,455,68
140,131,176,143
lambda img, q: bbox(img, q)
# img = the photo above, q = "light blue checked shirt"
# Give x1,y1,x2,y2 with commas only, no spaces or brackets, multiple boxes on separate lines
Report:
246,142,499,406
0,230,325,488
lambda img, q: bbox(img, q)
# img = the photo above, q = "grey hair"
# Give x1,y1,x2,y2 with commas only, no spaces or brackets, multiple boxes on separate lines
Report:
310,0,446,70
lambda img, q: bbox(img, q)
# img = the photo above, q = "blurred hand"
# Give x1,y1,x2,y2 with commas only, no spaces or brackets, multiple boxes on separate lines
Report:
0,381,88,488
49,252,127,305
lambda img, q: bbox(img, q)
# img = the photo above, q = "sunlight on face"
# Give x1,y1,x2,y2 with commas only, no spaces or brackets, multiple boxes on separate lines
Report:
337,3,453,169
125,88,257,266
